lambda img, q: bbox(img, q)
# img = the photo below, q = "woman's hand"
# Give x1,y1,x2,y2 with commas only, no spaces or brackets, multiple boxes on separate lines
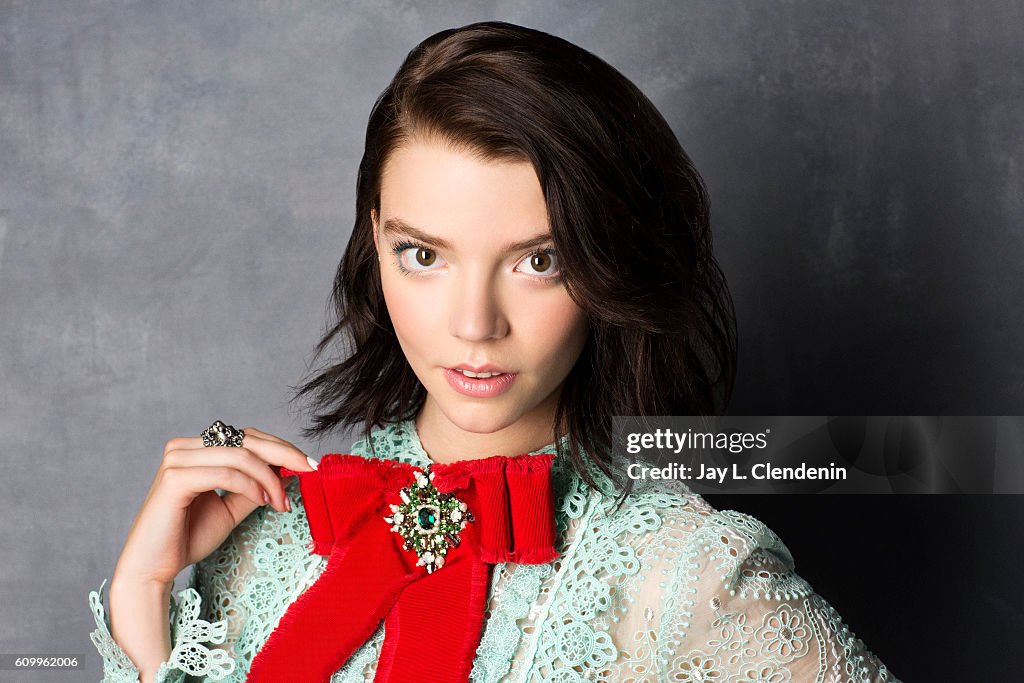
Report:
105,427,317,682
112,426,317,589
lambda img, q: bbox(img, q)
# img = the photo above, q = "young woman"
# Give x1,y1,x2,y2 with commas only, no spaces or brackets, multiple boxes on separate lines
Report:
89,21,898,683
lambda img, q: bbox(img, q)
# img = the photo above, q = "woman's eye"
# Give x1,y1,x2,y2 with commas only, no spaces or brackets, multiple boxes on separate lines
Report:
391,241,445,273
413,248,436,267
517,250,560,277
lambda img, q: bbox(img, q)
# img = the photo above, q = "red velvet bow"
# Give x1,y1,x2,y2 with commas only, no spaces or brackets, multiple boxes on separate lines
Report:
245,452,560,683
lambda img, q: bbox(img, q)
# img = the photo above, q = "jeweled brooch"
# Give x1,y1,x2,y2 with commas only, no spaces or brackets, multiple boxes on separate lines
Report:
384,466,474,573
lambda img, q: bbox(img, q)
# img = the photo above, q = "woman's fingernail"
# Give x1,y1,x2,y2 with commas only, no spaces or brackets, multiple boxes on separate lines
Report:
263,491,270,505
285,496,292,512
307,456,319,470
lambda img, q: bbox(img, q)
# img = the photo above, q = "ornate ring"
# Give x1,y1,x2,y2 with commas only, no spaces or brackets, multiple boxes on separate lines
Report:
201,420,245,448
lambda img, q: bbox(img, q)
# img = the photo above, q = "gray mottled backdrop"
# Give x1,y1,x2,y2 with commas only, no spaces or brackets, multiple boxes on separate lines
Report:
2,1,1021,680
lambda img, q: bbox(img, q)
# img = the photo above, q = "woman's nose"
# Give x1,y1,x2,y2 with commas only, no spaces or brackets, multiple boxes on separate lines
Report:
447,270,509,342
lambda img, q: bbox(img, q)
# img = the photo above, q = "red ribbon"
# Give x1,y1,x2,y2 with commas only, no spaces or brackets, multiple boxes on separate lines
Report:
245,452,560,683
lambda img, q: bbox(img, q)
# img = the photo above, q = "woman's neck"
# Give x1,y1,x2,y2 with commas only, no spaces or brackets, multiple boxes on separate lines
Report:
414,396,559,464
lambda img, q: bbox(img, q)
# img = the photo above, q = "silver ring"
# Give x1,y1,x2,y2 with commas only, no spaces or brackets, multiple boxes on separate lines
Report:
201,420,245,448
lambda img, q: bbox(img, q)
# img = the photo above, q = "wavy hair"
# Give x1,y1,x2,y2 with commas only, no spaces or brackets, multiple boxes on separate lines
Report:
289,21,737,507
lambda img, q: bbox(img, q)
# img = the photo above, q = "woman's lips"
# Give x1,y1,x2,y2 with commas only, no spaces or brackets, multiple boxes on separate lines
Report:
444,368,518,397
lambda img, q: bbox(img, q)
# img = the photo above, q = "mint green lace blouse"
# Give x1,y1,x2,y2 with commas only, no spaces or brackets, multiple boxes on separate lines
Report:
89,419,898,682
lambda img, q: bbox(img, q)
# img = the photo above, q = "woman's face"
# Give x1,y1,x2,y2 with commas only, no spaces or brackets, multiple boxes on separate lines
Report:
372,137,589,439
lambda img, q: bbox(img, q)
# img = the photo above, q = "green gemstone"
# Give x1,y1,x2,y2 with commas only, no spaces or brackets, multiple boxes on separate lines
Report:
418,507,437,530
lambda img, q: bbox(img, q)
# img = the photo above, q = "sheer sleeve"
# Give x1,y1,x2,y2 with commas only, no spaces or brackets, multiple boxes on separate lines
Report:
657,508,899,683
87,477,323,682
87,566,234,683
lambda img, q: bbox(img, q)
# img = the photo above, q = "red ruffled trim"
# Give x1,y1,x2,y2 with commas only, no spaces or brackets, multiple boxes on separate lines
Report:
283,455,417,555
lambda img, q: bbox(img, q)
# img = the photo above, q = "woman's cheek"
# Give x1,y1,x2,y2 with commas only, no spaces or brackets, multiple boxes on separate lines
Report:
520,288,589,372
382,276,433,341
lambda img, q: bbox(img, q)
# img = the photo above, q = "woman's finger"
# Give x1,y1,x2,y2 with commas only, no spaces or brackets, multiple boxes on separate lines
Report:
159,464,269,510
163,446,289,511
239,426,289,446
239,430,318,473
168,430,318,473
186,489,262,544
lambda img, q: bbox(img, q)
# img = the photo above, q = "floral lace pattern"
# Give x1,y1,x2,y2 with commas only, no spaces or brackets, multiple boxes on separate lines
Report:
88,420,898,682
88,577,233,682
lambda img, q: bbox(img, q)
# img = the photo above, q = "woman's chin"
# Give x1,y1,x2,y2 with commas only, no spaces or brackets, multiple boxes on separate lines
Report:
431,398,524,436
446,410,517,436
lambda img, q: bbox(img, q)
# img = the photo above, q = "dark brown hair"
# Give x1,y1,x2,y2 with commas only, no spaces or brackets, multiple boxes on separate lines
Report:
289,21,737,506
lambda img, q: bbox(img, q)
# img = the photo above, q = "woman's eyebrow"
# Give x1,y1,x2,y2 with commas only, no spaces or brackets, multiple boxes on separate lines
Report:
381,216,553,252
382,218,452,249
